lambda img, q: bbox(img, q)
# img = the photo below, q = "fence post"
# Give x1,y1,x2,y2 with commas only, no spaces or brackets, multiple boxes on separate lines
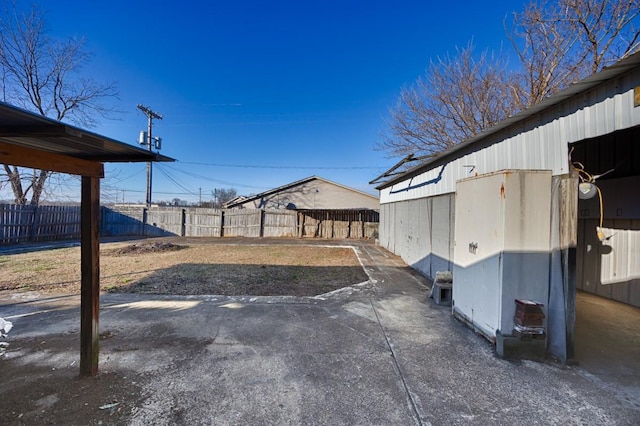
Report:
181,208,186,237
142,207,148,236
29,205,39,242
220,209,225,237
259,209,265,238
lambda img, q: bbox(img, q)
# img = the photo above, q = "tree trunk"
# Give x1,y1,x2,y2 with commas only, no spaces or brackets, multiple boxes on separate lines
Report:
29,169,49,205
4,165,26,205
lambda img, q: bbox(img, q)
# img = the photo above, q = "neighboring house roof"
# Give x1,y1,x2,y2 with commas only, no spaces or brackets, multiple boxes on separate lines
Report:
376,51,640,190
222,195,247,208
225,176,378,209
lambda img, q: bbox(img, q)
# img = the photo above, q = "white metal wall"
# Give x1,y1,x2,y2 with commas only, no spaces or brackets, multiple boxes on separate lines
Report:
379,193,454,279
381,75,640,205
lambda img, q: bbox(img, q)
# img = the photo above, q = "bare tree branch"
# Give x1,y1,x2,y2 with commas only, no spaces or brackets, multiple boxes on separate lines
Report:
379,0,640,161
509,0,640,108
379,44,517,158
0,2,120,205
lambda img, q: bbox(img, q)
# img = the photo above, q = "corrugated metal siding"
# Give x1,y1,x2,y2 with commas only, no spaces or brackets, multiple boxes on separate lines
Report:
577,218,640,308
378,194,454,279
381,76,640,205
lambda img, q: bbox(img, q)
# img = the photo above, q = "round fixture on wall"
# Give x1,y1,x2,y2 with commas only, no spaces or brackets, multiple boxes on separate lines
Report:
578,182,598,199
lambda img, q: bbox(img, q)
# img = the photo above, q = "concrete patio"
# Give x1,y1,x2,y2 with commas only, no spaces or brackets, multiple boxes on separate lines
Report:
0,239,638,424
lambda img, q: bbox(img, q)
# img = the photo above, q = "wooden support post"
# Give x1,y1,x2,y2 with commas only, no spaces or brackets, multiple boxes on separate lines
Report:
80,176,100,376
548,175,578,363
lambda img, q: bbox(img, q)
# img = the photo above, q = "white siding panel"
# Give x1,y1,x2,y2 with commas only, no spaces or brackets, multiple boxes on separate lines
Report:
381,134,567,204
599,227,640,285
381,83,640,205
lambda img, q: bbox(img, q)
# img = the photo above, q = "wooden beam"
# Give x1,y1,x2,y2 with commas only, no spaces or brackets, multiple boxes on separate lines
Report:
0,141,104,177
80,176,100,376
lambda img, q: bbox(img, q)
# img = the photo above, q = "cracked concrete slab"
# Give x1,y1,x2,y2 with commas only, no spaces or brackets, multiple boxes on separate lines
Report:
0,239,638,425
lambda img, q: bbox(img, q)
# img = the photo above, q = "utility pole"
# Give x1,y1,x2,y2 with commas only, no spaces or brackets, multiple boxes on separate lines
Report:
137,104,163,207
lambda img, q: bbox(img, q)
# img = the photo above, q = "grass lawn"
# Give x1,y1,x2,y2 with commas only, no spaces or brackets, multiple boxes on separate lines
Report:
0,242,369,297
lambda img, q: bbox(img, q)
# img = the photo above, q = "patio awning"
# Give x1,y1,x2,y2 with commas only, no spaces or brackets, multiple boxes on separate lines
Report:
0,101,173,163
0,101,175,376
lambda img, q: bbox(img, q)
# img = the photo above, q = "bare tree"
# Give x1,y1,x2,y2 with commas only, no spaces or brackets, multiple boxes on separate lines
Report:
0,2,119,205
509,0,640,108
380,0,640,160
212,188,238,208
379,44,518,158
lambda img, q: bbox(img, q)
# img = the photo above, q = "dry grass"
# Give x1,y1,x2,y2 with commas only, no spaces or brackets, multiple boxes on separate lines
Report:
0,242,368,297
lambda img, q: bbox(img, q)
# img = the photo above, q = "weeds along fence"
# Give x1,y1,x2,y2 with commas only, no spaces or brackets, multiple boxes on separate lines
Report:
0,204,379,244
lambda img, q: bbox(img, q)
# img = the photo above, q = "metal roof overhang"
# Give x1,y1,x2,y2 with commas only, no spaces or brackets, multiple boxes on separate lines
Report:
0,101,174,167
376,51,640,190
0,101,175,377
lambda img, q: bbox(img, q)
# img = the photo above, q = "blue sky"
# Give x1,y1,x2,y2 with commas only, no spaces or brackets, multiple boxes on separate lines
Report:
31,1,527,203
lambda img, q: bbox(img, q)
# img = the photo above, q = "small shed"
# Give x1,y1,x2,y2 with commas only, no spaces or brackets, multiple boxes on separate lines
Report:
375,52,640,362
226,176,379,210
0,101,174,375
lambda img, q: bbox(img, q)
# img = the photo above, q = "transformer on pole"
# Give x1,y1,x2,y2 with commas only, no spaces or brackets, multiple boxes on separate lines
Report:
137,104,163,207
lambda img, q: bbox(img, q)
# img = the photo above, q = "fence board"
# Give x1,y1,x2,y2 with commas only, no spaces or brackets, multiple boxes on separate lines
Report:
101,206,145,236
0,204,82,244
224,210,261,237
263,210,297,237
185,208,223,237
146,208,182,236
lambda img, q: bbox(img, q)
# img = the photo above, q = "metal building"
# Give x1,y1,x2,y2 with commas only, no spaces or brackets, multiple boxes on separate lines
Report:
375,52,640,362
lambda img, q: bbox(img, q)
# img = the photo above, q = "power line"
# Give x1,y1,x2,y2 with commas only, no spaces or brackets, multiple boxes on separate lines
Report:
155,163,199,196
160,163,270,189
178,160,380,170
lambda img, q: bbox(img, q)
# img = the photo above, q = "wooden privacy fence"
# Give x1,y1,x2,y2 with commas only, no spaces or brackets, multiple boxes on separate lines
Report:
102,206,378,239
0,204,81,244
0,204,379,244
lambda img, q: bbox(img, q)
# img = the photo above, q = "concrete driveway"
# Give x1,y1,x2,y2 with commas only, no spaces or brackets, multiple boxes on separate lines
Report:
0,239,637,425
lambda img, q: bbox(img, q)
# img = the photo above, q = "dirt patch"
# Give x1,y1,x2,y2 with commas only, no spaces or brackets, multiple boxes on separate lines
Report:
106,242,187,255
0,243,368,297
0,334,143,425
